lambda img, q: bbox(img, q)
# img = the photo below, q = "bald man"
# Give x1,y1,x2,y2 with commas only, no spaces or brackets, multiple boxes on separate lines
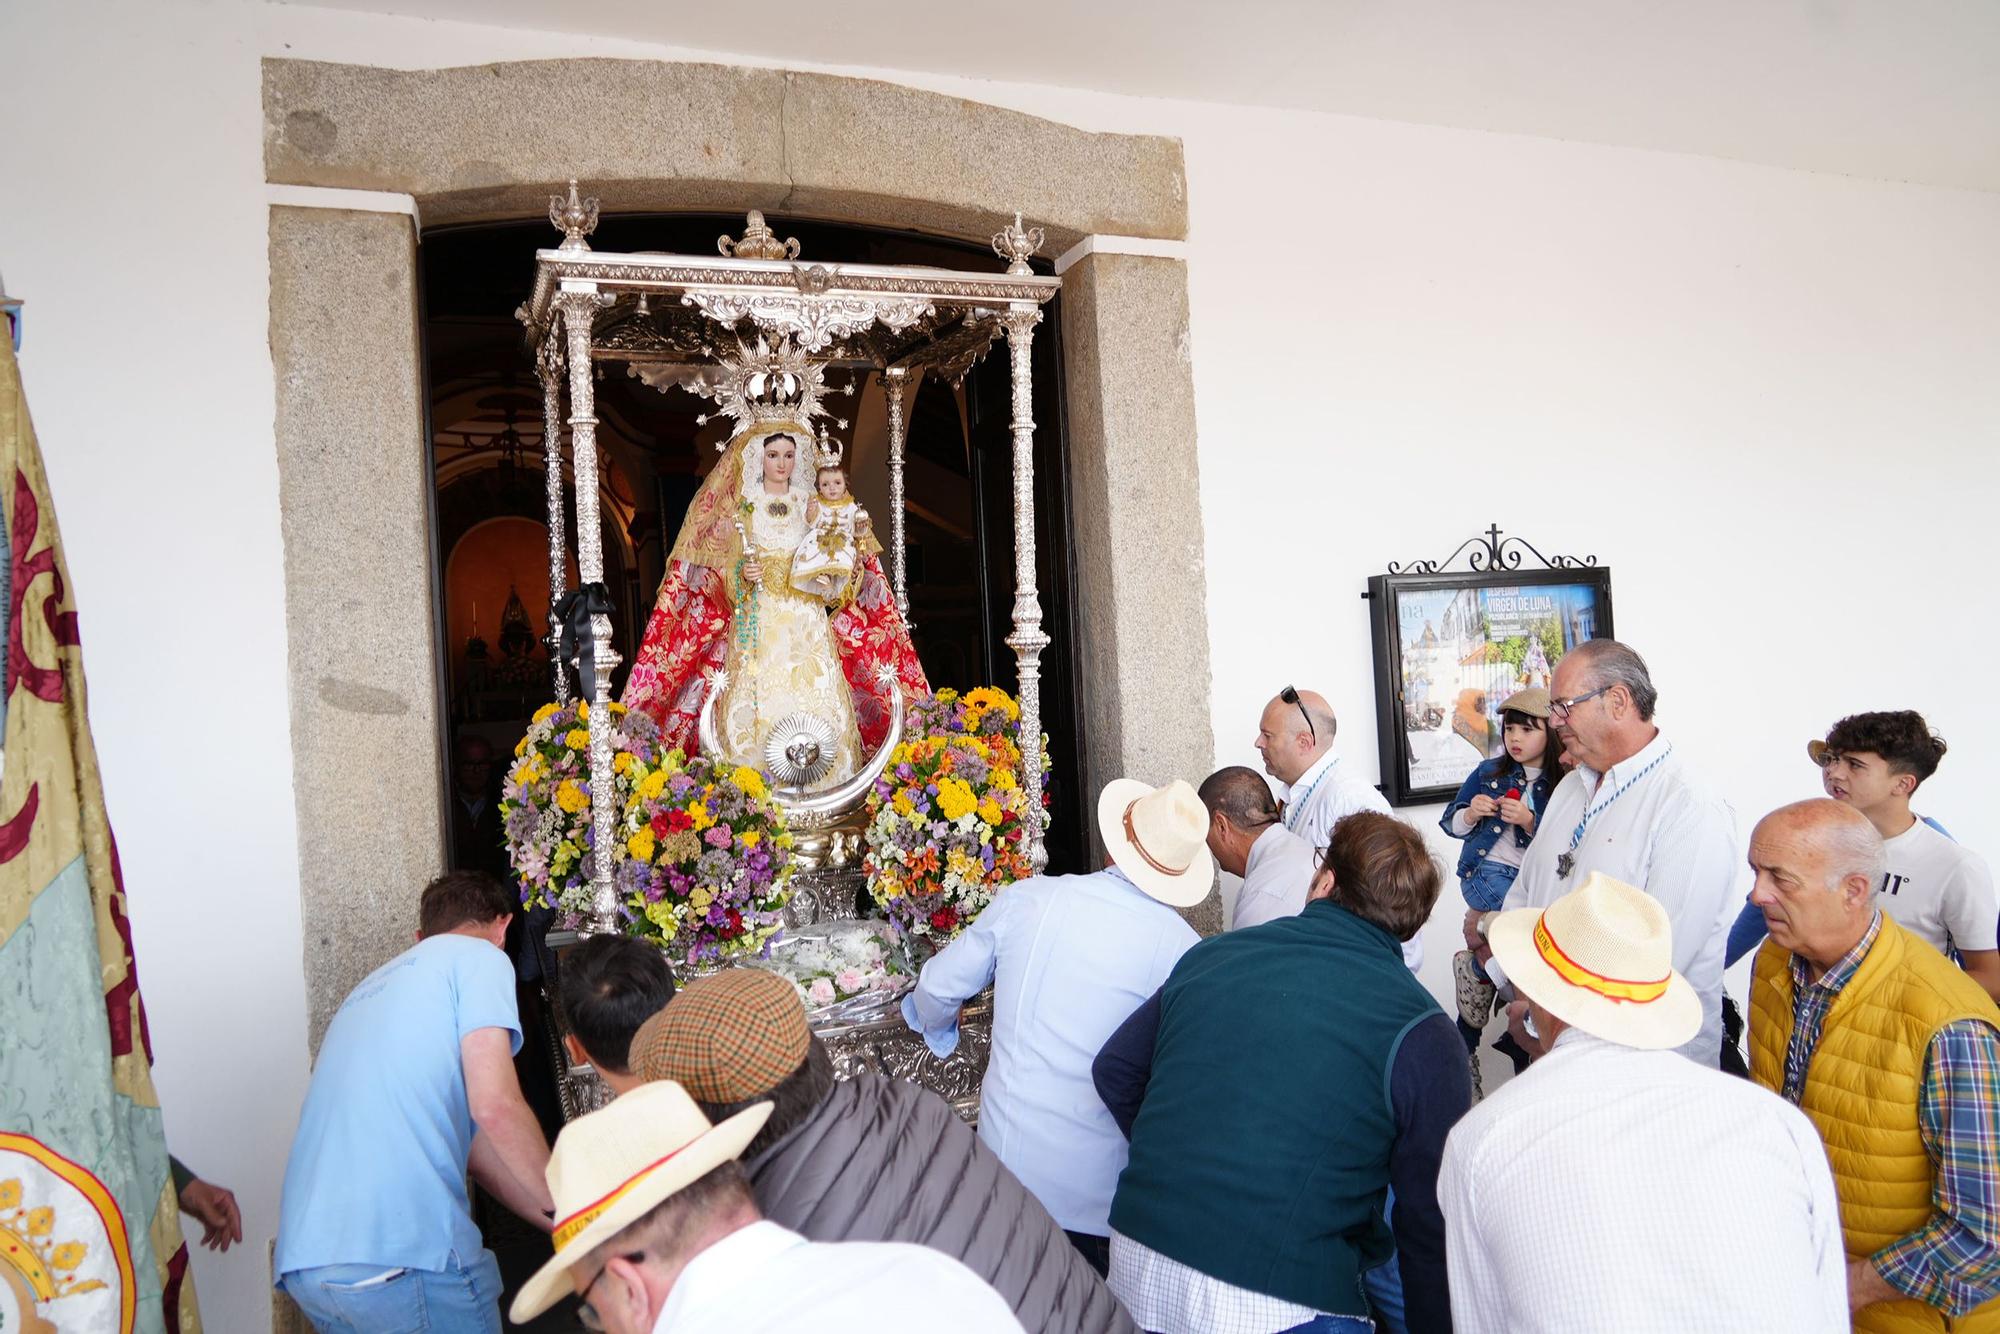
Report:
1198,766,1318,930
1747,799,2000,1329
1255,688,1419,974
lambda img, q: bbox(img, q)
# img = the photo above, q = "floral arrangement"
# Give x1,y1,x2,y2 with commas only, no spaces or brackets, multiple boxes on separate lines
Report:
863,686,1038,943
502,699,661,918
616,749,796,967
752,920,912,1019
502,699,796,966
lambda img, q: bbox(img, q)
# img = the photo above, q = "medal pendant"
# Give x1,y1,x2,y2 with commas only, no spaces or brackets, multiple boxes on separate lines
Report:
1556,852,1575,879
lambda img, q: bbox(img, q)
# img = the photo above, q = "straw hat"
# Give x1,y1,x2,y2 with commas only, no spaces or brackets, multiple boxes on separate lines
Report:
1499,687,1551,719
1096,778,1215,908
509,1080,773,1323
1486,872,1701,1050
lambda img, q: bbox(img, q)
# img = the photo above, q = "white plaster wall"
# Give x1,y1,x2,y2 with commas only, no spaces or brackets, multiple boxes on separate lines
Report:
0,5,309,1330
3,0,1997,1324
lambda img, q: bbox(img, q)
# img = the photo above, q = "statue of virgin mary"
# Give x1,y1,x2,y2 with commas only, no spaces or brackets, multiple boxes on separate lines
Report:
622,419,928,787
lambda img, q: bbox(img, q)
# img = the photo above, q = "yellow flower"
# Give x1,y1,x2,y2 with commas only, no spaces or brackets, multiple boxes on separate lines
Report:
638,770,669,802
532,703,561,725
892,792,916,818
687,801,716,832
555,780,589,814
577,701,590,721
877,875,903,899
609,702,628,717
644,900,681,934
730,766,769,801
514,737,529,758
935,688,960,705
936,778,977,822
691,883,716,912
740,830,762,848
991,768,1018,791
613,752,635,775
565,728,591,750
977,798,1004,825
627,828,656,861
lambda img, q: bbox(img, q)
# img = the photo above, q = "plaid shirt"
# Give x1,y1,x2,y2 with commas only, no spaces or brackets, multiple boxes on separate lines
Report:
1783,912,2000,1315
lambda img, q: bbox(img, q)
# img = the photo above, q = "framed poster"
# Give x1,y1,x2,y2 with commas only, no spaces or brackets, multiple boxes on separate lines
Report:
1366,567,1613,806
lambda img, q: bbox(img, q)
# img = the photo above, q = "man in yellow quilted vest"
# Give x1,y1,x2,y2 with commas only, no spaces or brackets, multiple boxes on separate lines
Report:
1747,798,2000,1331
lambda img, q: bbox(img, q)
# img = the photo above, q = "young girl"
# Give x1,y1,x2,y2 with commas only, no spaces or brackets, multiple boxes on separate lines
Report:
1439,687,1566,1089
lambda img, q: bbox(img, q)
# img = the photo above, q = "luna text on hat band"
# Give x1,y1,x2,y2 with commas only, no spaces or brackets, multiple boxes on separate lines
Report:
1532,914,1670,1004
552,1140,699,1252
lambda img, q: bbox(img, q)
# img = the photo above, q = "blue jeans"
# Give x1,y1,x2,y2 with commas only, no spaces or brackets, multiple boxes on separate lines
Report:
282,1249,502,1334
1361,1186,1405,1334
1460,858,1519,912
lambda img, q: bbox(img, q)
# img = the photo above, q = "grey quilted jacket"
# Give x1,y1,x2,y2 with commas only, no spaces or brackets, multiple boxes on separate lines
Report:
744,1072,1139,1334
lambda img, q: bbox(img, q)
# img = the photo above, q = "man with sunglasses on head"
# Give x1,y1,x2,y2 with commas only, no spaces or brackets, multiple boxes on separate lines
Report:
1255,686,1421,971
1464,640,1740,1068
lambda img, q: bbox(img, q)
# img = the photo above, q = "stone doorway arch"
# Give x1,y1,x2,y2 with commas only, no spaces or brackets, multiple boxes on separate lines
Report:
262,57,1215,1045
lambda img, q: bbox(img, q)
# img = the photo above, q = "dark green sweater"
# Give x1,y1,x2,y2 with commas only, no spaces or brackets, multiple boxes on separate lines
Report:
1106,899,1450,1318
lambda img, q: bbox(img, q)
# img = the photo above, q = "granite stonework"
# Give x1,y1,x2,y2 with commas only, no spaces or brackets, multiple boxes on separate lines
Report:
261,58,1187,248
1059,252,1221,935
268,206,445,1050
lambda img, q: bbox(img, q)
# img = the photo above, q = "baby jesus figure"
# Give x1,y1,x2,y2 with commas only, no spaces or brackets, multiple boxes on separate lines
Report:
789,463,869,604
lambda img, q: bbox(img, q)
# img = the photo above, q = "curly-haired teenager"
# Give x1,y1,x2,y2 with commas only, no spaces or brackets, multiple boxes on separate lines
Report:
1728,710,1998,1002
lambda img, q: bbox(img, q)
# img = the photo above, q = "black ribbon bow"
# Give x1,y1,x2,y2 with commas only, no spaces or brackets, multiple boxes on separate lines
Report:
552,582,616,701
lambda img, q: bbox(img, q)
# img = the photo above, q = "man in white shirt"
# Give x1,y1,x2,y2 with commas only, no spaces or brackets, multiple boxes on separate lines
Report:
1810,710,2000,1001
1198,765,1318,929
1467,640,1740,1066
1440,872,1846,1332
1256,686,1422,970
509,1081,1022,1333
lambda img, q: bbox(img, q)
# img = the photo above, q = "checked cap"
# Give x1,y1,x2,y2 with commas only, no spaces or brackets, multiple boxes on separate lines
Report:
630,967,809,1102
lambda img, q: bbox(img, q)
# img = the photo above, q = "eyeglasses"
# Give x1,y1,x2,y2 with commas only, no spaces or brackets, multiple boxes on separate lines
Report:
1280,685,1315,743
1547,685,1611,720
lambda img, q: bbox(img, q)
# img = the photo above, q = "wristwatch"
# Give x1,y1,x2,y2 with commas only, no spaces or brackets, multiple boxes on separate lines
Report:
1475,911,1498,940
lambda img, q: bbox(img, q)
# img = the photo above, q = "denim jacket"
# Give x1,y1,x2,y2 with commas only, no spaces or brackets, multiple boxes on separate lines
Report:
1438,756,1558,882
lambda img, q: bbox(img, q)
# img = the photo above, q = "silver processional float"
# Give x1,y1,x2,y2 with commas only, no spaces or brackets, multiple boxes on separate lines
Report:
517,186,1062,1120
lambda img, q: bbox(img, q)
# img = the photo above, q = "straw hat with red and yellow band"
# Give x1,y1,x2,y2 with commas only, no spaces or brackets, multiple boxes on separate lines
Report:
1486,871,1702,1051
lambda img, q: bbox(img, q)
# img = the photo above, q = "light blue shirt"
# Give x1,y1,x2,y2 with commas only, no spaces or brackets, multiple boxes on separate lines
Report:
275,933,521,1277
903,868,1198,1234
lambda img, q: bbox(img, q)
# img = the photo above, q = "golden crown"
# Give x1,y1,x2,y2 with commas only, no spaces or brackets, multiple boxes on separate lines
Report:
0,1177,106,1304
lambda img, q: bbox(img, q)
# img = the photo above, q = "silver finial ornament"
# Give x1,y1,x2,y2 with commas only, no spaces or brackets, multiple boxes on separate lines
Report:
549,179,600,253
719,210,802,261
992,212,1044,276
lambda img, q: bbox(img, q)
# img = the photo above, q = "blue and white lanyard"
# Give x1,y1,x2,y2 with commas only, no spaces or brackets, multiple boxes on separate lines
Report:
1558,745,1673,877
1283,762,1332,833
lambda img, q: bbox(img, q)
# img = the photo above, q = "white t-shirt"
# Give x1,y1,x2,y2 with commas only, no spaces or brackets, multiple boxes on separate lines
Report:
1877,817,1998,956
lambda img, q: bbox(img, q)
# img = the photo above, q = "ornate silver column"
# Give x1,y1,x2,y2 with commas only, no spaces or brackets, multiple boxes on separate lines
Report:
552,285,621,929
998,306,1049,870
537,328,570,705
881,366,913,618
991,215,1050,869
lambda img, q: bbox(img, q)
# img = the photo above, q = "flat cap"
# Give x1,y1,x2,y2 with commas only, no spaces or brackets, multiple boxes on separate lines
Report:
630,967,809,1102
